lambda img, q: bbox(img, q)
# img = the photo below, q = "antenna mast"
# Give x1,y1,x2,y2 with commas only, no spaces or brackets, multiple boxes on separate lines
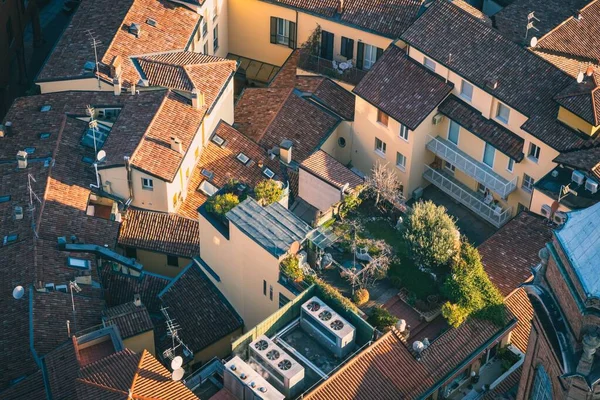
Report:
27,174,42,238
525,11,540,41
160,306,193,360
86,105,98,157
86,30,102,90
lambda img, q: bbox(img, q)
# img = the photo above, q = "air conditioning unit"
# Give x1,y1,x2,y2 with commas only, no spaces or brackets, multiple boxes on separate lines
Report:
572,170,585,185
224,357,284,400
432,113,444,125
300,297,356,358
412,187,424,201
249,336,304,398
540,204,552,218
553,211,567,225
585,178,598,194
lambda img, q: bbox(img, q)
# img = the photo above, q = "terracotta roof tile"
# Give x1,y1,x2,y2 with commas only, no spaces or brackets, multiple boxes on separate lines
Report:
44,340,81,400
478,212,552,297
119,208,199,258
482,366,522,399
354,45,452,130
300,150,363,189
0,371,47,400
103,302,154,339
505,289,533,353
553,73,600,126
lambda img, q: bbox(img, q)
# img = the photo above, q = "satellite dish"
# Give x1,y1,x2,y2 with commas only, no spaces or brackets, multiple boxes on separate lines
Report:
171,356,183,370
529,36,538,48
13,285,25,300
96,150,106,163
171,368,184,381
577,71,585,83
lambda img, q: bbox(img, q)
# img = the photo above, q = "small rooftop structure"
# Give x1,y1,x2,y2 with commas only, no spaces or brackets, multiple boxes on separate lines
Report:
300,150,364,191
534,166,600,210
103,301,154,339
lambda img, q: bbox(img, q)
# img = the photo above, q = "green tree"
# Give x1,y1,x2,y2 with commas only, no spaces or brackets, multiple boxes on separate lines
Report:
206,193,239,217
403,201,459,272
255,179,284,206
367,306,398,331
338,187,363,220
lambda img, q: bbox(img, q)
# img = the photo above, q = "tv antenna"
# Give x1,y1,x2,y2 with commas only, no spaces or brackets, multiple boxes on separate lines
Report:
559,183,578,202
86,30,102,90
525,12,540,42
160,307,193,362
27,174,42,238
86,105,99,156
69,280,82,335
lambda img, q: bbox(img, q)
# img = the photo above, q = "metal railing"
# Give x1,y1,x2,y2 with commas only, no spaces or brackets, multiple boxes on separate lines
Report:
423,165,512,228
426,135,518,198
297,50,367,87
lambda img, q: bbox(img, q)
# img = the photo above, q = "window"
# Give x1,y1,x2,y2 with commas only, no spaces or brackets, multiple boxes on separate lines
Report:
141,178,153,190
263,280,267,296
236,152,250,165
202,169,214,180
269,285,273,301
517,203,529,213
39,132,51,139
81,121,111,149
423,57,436,71
198,180,219,196
377,109,389,126
444,161,456,174
522,173,535,193
396,152,406,170
477,182,487,194
528,143,541,162
357,42,382,70
507,158,514,172
320,30,334,61
270,17,296,49
399,124,409,141
202,18,208,37
496,103,510,123
460,80,473,102
363,43,378,70
263,167,275,179
531,365,553,400
67,257,91,269
341,36,354,59
125,247,137,259
167,255,178,267
375,137,386,155
211,134,225,147
448,120,460,145
213,25,219,52
6,17,14,46
279,293,291,308
338,137,346,147
203,41,209,55
0,195,10,203
3,234,18,245
483,143,495,168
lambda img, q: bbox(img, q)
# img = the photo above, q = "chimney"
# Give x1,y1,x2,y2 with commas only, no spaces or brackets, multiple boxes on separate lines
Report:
17,150,28,169
191,89,205,110
110,55,122,78
0,124,6,138
113,77,122,96
130,82,136,95
577,334,600,375
170,136,183,154
586,65,595,77
279,139,293,164
134,293,142,307
337,0,344,13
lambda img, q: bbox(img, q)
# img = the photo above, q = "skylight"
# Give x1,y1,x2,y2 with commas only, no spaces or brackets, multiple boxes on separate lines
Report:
263,167,275,179
40,105,51,112
211,134,226,147
236,152,250,165
39,132,51,139
198,180,219,197
82,156,94,164
201,169,214,180
3,234,18,245
81,121,111,149
67,257,91,269
24,147,35,154
0,195,10,203
146,18,157,27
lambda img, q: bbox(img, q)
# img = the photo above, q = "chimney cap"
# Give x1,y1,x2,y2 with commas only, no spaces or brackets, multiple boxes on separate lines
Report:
280,139,293,150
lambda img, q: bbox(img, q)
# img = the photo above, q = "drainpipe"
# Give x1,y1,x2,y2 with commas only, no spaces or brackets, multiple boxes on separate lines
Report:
295,10,299,50
124,156,134,202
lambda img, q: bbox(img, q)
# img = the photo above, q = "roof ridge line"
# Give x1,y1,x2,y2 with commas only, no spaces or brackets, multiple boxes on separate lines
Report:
129,349,147,396
75,378,130,396
129,89,172,164
534,0,599,47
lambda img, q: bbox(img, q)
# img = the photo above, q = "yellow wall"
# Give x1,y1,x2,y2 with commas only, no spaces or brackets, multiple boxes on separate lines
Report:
557,106,599,136
192,327,242,365
133,248,190,278
319,122,353,165
123,330,156,355
530,188,571,216
38,77,114,94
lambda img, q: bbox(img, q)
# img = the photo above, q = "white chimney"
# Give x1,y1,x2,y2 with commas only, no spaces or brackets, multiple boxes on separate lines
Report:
279,139,293,164
130,82,136,95
337,0,344,13
170,136,183,154
134,293,142,307
113,77,122,96
17,150,28,169
191,89,205,110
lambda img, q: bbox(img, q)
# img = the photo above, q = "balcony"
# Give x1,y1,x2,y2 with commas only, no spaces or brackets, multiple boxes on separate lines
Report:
426,136,517,198
423,165,512,228
298,50,367,87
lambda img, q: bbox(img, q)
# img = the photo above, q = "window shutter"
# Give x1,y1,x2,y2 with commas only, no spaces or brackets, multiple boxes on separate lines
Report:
346,38,354,59
341,37,348,58
376,47,384,60
288,21,296,49
270,17,277,44
356,41,364,70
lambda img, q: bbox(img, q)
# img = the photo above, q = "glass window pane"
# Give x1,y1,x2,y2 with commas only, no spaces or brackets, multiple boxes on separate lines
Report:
460,81,473,101
483,143,495,167
448,120,460,145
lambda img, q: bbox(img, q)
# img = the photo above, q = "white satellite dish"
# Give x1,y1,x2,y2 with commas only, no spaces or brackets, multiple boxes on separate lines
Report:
13,285,25,300
96,150,106,163
529,36,538,48
171,356,183,370
577,71,585,83
171,367,185,381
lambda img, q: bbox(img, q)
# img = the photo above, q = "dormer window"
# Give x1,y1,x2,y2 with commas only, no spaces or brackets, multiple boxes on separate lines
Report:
423,57,436,71
201,169,214,180
236,152,250,165
263,167,275,179
211,134,226,147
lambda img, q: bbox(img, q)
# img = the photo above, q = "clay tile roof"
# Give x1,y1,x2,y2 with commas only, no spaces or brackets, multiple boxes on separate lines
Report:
353,45,452,130
103,302,154,339
38,0,200,85
158,263,243,353
177,122,280,219
401,0,591,151
300,150,364,189
554,146,600,179
44,340,81,400
119,208,199,258
478,212,552,297
482,365,523,399
438,95,525,161
504,288,534,353
0,371,47,400
553,74,600,126
494,0,590,45
135,52,237,110
235,88,340,162
450,0,491,25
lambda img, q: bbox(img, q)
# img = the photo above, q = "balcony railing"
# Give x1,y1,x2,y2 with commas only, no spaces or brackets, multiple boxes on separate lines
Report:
297,50,367,87
423,165,512,228
426,135,517,198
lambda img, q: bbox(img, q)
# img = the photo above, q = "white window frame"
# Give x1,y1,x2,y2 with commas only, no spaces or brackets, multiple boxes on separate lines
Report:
483,143,495,168
522,173,535,193
198,180,219,196
68,257,91,269
507,158,514,172
399,124,409,142
141,177,154,190
237,152,250,165
396,152,407,171
375,137,386,156
496,102,510,124
423,57,436,71
364,44,377,70
460,80,473,102
263,167,275,179
276,18,290,46
528,143,541,163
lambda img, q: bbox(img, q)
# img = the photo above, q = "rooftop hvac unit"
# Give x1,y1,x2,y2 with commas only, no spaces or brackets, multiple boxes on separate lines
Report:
553,211,567,225
224,357,284,400
540,204,552,218
249,336,304,398
572,170,586,186
300,297,356,358
585,178,598,194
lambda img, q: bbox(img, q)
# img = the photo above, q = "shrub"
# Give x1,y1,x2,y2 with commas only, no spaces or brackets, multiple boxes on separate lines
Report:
338,187,363,220
255,179,284,206
353,288,370,306
403,201,459,272
206,193,239,217
307,276,358,313
281,255,303,282
367,306,398,331
441,241,505,327
497,346,522,371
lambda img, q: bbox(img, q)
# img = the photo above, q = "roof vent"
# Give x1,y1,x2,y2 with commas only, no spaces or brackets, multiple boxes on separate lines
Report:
146,18,157,27
129,23,141,38
486,79,498,90
17,150,28,169
134,293,142,307
585,178,598,194
14,206,23,220
40,105,51,112
551,170,559,178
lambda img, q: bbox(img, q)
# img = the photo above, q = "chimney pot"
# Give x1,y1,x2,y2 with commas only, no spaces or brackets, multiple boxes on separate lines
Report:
279,139,293,164
586,65,594,77
170,136,183,154
113,77,122,96
17,150,28,169
130,83,136,95
134,293,142,307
